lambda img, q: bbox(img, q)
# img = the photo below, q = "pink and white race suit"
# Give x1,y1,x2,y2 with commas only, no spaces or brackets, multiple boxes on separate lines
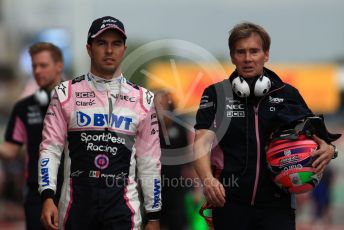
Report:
38,73,161,230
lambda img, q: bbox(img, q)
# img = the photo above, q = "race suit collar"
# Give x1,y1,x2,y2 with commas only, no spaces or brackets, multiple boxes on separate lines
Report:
87,72,123,92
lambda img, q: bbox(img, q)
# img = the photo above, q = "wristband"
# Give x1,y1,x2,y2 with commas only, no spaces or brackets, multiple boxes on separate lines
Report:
330,144,338,159
41,189,55,201
146,211,161,221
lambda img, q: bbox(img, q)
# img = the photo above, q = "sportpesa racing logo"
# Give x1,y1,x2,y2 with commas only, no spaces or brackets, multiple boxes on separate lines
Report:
76,111,133,130
80,132,124,155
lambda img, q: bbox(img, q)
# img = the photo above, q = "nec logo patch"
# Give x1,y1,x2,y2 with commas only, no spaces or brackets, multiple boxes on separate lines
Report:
226,103,245,117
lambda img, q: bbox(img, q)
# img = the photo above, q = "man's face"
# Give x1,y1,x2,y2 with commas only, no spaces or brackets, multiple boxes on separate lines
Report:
31,50,63,90
87,30,127,78
230,33,269,79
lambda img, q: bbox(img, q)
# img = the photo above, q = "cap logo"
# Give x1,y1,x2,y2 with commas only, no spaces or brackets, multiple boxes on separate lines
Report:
102,19,117,24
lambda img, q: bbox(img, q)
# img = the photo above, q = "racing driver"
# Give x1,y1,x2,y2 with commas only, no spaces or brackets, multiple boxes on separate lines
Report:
38,16,161,230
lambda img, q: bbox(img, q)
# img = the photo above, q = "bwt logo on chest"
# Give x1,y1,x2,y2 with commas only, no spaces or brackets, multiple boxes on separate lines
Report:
76,111,132,130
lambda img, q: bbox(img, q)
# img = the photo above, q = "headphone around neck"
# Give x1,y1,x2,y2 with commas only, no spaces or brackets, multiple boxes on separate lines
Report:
34,89,49,106
231,74,271,98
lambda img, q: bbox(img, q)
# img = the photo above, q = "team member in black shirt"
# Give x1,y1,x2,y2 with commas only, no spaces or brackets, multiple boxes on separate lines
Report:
193,22,337,230
0,42,64,230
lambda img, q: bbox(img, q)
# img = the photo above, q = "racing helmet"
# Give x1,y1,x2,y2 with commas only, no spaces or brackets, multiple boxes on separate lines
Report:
266,130,322,194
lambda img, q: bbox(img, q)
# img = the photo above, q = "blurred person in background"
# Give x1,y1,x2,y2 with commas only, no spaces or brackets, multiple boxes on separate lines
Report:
193,22,338,230
154,90,190,230
0,65,25,223
0,42,64,229
311,166,336,226
38,16,161,230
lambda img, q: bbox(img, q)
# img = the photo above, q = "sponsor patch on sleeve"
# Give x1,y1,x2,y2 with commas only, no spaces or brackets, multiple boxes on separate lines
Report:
55,81,70,103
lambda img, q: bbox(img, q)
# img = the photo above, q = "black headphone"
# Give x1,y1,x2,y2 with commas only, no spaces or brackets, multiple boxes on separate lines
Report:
34,89,49,106
231,75,271,98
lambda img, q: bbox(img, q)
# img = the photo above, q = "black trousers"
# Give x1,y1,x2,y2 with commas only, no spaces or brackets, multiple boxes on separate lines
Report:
24,188,45,230
213,203,295,230
64,185,134,230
